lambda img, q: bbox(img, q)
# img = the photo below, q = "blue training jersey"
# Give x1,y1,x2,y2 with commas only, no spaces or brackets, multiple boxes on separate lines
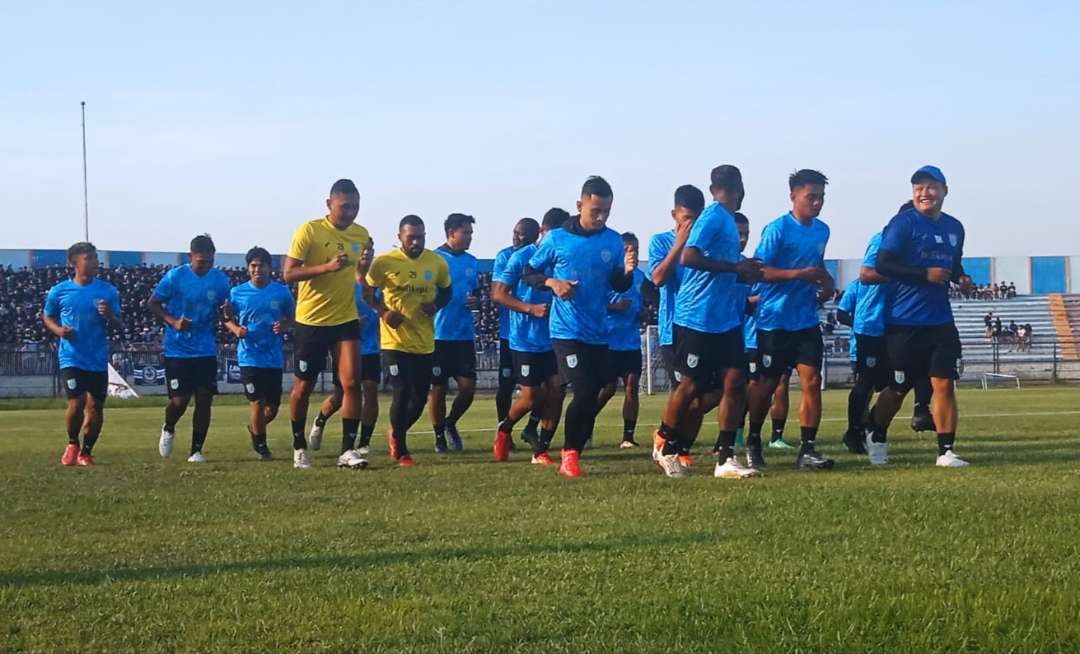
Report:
674,202,742,335
732,255,753,348
879,207,965,327
754,213,830,332
838,280,860,362
527,224,624,345
43,278,121,372
648,230,684,347
853,233,887,337
354,284,381,356
606,268,646,352
496,243,552,353
153,265,231,358
433,246,478,341
743,282,762,350
229,281,294,369
493,245,515,341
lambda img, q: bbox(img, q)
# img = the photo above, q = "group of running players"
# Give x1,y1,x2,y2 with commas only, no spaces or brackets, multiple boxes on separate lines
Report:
44,165,973,478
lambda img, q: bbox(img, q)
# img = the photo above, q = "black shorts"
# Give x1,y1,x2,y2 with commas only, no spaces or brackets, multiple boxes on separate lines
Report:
607,348,642,383
755,327,823,378
552,340,609,391
512,349,559,387
164,356,218,398
383,350,435,391
886,323,962,389
660,344,678,387
293,320,361,381
240,367,283,405
332,352,382,388
431,339,477,385
498,339,515,388
854,334,892,390
673,324,745,390
60,367,108,401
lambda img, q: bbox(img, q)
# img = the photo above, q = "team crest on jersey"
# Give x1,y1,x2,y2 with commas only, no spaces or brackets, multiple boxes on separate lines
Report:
600,249,612,263
520,364,531,377
762,354,773,368
389,364,399,377
270,300,280,310
686,353,700,369
298,360,308,373
949,233,958,247
207,290,216,300
866,356,877,369
424,271,433,281
169,378,179,390
433,366,442,377
566,354,578,369
245,383,255,394
934,235,943,244
66,378,77,390
894,371,906,384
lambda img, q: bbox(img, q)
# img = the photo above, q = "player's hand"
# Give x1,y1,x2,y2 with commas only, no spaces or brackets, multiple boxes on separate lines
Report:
384,310,405,328
528,303,550,319
96,300,113,319
172,316,192,331
612,299,631,312
674,219,693,245
736,258,764,283
420,302,437,316
623,248,638,274
231,324,249,338
59,325,76,340
326,254,349,273
926,267,951,285
546,279,578,299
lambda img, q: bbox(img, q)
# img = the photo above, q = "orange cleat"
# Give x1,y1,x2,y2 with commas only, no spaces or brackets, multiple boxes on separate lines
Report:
531,451,555,466
398,454,416,467
678,454,694,468
558,449,582,478
61,444,79,466
493,426,511,462
76,453,94,466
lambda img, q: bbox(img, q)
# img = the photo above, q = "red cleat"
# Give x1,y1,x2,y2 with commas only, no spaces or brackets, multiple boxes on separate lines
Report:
398,454,416,467
531,451,555,466
61,444,79,466
678,454,694,468
76,453,94,466
387,428,399,460
558,449,582,478
493,426,511,462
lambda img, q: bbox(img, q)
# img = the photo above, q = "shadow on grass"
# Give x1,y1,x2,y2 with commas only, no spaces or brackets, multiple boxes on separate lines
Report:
0,529,715,589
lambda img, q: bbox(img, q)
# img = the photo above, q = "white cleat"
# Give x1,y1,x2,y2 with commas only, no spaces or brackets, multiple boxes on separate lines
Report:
308,418,324,451
656,453,689,478
936,450,970,467
293,448,312,469
865,431,888,465
714,456,762,479
159,427,174,458
186,451,206,463
357,445,370,456
337,449,369,470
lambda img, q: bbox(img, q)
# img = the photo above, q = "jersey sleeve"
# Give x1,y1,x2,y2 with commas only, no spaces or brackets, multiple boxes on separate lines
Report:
364,256,386,289
286,222,312,261
648,234,669,278
494,251,520,287
838,282,858,313
862,233,882,267
436,257,451,289
815,224,830,266
108,285,122,317
753,221,783,265
43,285,61,318
528,238,556,272
878,213,912,256
217,273,231,305
152,269,174,301
685,214,713,252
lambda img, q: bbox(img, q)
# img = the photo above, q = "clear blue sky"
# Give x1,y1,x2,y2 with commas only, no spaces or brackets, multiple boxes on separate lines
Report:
2,1,1077,260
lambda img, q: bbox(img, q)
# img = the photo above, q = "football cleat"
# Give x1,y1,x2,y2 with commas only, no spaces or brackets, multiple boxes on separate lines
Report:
619,439,640,449
678,454,694,468
252,441,273,461
446,423,464,451
795,448,834,470
158,426,174,458
434,435,449,454
843,429,867,454
398,454,416,467
531,452,555,466
76,453,95,467
767,438,796,450
337,449,369,470
293,448,312,469
656,453,688,478
911,408,936,433
493,426,511,462
714,457,762,479
746,445,766,469
558,449,582,478
936,450,970,467
61,443,80,466
865,430,888,465
187,451,207,464
308,417,324,450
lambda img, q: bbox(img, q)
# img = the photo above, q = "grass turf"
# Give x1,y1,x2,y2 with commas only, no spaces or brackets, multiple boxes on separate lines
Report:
1,386,1079,652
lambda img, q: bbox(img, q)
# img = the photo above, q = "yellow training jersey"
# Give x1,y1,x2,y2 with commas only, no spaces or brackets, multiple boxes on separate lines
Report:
287,216,371,327
365,248,451,354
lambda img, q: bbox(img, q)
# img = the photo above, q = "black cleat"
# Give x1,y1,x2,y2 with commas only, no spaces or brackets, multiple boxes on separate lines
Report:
843,429,867,454
746,445,767,468
910,409,935,433
446,423,464,451
434,435,449,454
252,441,273,461
795,448,835,470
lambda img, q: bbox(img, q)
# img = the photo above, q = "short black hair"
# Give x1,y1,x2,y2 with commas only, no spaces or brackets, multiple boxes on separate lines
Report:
788,169,829,191
709,165,743,194
399,215,424,230
898,200,915,212
621,231,638,246
733,212,750,226
518,218,540,244
580,175,613,199
674,184,705,213
66,241,96,263
330,179,359,196
542,207,570,231
245,246,272,266
190,234,216,255
444,213,476,236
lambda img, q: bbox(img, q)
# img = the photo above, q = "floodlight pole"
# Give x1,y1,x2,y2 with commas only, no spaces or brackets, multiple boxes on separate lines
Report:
81,101,89,241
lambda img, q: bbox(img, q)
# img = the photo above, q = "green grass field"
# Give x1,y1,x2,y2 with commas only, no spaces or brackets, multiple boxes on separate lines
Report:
2,386,1079,653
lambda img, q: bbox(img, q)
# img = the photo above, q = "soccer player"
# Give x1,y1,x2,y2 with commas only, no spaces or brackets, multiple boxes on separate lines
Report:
366,215,451,466
150,234,231,463
224,246,295,461
745,169,835,471
309,249,382,458
596,232,647,448
283,179,372,470
654,166,764,479
491,212,566,463
523,176,635,478
429,213,480,453
867,165,973,467
42,242,122,466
